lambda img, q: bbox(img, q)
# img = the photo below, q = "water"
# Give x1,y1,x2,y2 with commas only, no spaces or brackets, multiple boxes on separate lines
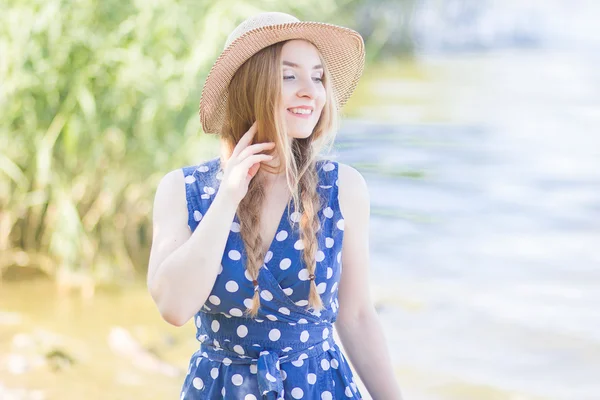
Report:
342,48,600,399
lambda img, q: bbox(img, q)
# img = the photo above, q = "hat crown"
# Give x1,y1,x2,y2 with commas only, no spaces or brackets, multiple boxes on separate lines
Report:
225,12,300,49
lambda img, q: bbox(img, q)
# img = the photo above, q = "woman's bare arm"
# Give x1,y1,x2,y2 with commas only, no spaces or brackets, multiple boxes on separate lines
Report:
147,122,275,327
147,169,238,326
334,163,404,399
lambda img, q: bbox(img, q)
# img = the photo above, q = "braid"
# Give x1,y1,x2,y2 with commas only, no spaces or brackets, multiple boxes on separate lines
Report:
238,174,267,317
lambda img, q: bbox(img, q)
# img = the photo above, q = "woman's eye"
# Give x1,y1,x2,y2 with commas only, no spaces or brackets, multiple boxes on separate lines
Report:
283,75,323,82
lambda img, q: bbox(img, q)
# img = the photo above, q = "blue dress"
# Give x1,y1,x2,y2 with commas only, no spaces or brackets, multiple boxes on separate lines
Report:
179,157,363,400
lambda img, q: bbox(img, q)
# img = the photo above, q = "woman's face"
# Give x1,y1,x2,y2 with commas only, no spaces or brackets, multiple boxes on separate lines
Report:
279,40,327,139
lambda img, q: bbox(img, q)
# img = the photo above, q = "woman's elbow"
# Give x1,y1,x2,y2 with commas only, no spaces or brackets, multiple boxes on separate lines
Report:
159,305,190,327
148,280,191,327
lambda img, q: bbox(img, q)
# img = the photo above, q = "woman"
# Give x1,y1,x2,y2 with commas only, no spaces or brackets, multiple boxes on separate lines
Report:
147,12,403,400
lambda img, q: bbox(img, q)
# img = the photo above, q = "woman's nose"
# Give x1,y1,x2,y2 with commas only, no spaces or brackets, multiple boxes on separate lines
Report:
296,77,317,99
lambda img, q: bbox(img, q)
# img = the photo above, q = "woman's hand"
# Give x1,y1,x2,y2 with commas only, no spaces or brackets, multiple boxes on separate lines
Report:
219,122,275,205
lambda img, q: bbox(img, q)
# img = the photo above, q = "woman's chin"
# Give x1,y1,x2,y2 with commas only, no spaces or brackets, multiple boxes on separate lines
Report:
288,130,314,139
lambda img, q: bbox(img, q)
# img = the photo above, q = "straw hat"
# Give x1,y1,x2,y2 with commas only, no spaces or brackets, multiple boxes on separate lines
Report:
199,11,366,134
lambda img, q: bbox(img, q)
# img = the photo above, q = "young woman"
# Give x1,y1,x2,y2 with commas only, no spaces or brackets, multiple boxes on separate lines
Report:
147,12,403,400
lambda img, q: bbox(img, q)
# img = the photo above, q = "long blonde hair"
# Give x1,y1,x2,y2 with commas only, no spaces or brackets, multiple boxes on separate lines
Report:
219,40,339,317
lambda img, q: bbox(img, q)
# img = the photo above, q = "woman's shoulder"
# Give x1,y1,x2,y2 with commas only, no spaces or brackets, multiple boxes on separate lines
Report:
180,156,221,179
155,156,221,202
335,162,369,220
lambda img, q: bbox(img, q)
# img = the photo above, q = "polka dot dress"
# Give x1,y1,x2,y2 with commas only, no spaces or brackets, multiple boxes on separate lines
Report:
179,157,362,399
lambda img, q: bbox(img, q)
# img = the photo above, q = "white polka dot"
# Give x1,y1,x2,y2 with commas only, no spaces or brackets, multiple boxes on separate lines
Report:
322,392,333,400
326,269,333,280
351,382,357,392
321,359,330,370
266,372,277,382
192,377,203,389
281,369,288,380
216,170,223,180
184,175,196,184
230,308,243,317
231,221,240,232
243,270,253,281
317,282,327,294
222,387,226,396
336,219,344,230
307,373,317,384
223,357,232,366
323,327,330,339
291,387,304,399
211,320,220,332
337,252,342,263
345,386,353,397
291,359,304,367
275,230,288,241
331,359,339,369
193,210,203,221
195,316,201,328
219,264,223,274
245,395,257,400
325,237,334,248
298,269,309,281
323,207,334,218
228,250,241,261
316,250,325,262
269,329,281,341
264,251,273,263
210,368,219,379
295,300,309,307
266,314,278,321
208,295,220,305
233,345,245,355
283,287,293,295
300,331,309,342
226,281,239,292
260,290,273,301
294,240,304,250
203,186,215,195
290,211,301,222
250,364,257,374
278,307,290,315
330,282,338,293
197,165,209,173
279,258,292,270
322,341,330,351
237,325,248,338
201,194,210,199
232,374,243,386
323,162,335,171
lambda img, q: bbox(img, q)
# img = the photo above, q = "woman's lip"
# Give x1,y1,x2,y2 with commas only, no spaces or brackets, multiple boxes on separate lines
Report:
287,109,313,119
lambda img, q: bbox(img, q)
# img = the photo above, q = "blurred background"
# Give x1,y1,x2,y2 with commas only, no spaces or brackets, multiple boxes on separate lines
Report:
1,0,599,399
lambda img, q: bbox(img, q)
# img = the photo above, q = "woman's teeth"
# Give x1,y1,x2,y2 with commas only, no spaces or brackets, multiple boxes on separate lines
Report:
288,108,312,115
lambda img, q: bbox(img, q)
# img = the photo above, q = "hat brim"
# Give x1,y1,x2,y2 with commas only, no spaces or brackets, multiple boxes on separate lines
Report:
199,21,365,134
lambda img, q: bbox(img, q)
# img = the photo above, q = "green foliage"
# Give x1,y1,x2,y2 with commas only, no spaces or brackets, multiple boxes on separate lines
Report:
0,0,368,286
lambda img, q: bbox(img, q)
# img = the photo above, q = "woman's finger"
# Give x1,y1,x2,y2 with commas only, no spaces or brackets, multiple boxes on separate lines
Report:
230,122,258,160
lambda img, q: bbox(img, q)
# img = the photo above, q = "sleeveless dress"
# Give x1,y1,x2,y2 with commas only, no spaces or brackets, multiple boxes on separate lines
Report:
179,157,363,400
